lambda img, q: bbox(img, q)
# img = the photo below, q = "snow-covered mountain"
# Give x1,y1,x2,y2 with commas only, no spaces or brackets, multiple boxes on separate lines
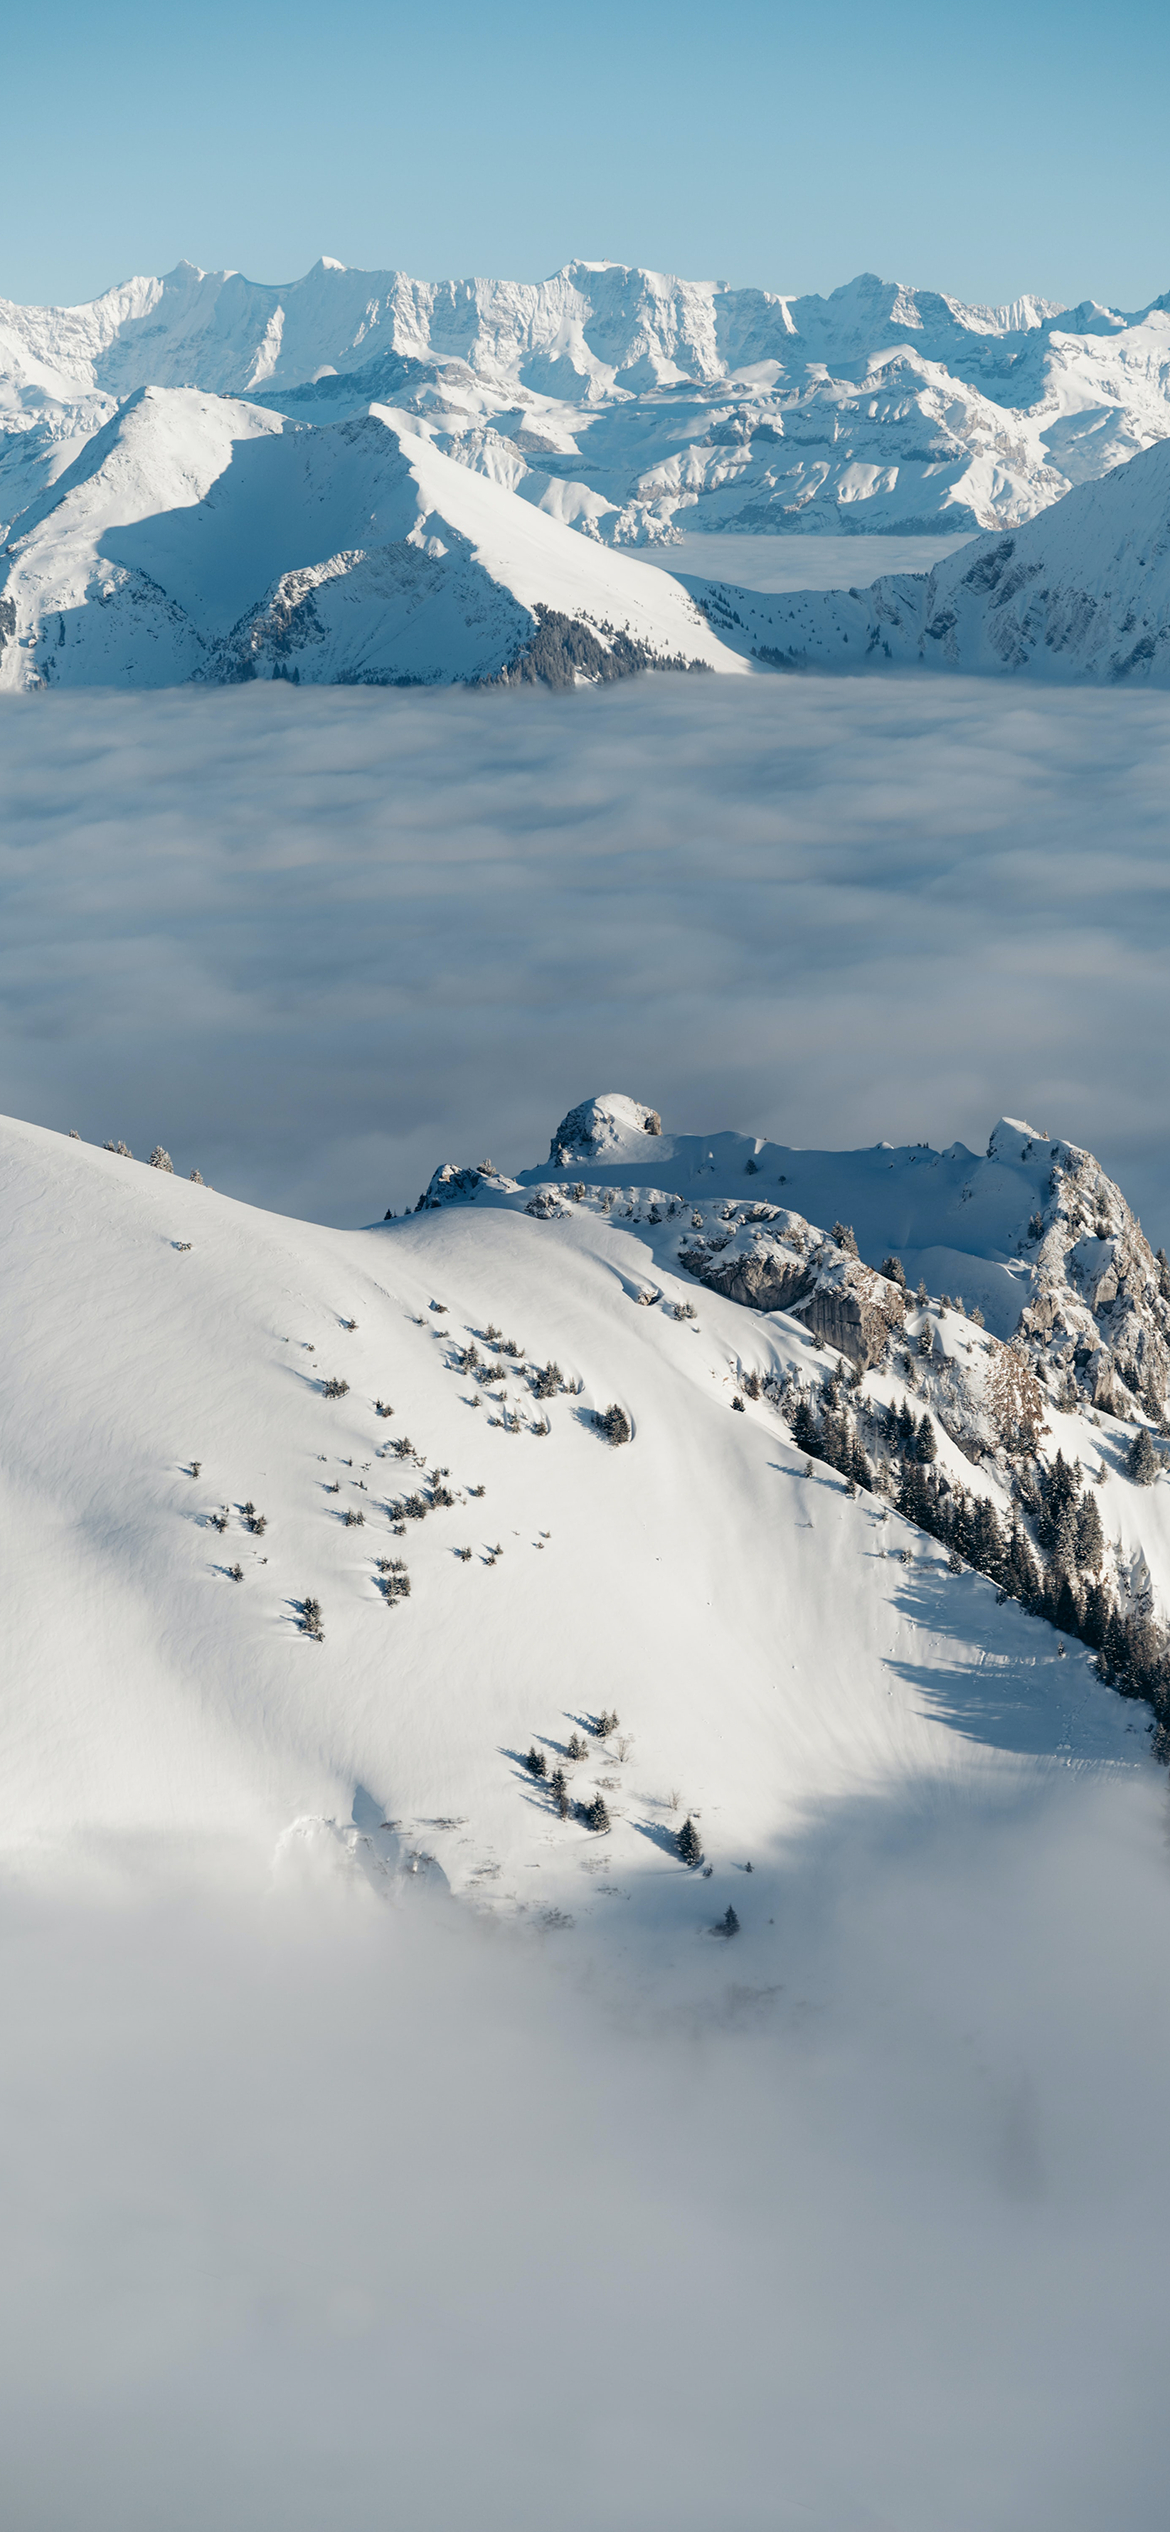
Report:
3,255,1170,552
689,434,1170,684
0,389,739,690
3,1094,1166,1886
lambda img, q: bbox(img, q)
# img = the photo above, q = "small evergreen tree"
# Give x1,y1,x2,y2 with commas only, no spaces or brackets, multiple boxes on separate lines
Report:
584,1793,610,1833
525,1746,547,1779
677,1815,703,1867
1129,1426,1160,1486
831,1221,859,1257
881,1255,907,1287
596,1404,632,1447
717,1906,740,1937
148,1146,173,1172
916,1414,938,1465
791,1396,819,1457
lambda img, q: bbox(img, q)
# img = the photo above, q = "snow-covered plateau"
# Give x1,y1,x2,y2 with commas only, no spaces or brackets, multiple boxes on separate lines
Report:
4,254,1170,689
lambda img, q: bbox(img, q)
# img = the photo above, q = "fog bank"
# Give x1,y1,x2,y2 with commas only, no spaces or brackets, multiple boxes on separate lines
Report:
2,1774,1168,2532
1,672,1168,1240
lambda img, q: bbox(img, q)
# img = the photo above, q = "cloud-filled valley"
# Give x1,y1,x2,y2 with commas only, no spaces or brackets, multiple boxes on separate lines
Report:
3,671,1170,1242
4,1776,1168,2532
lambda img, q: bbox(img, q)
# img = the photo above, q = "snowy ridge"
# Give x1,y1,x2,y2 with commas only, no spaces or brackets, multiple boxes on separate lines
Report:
688,436,1170,684
0,391,739,690
2,1097,1167,1897
2,256,1170,554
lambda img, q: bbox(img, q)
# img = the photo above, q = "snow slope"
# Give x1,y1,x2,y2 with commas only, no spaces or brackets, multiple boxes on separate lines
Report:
0,390,739,690
687,436,1170,684
2,1103,1162,1909
2,256,1170,548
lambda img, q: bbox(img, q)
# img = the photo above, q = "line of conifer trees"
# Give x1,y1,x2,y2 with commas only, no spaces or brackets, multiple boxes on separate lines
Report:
781,1383,1170,1756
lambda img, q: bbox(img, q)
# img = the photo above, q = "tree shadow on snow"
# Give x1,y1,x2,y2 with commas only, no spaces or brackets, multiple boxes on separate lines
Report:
884,1560,1143,1763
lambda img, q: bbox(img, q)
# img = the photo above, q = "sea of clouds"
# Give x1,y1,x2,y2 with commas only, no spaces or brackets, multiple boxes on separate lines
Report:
4,655,1170,2527
2,1772,1167,2531
1,667,1169,1240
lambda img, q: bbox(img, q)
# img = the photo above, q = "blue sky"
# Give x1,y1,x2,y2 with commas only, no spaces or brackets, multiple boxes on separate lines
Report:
8,0,1169,308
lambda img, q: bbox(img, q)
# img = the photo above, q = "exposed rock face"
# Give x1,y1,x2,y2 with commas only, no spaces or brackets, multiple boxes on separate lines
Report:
414,1160,520,1211
994,1124,1170,1416
548,1094,662,1166
679,1215,905,1368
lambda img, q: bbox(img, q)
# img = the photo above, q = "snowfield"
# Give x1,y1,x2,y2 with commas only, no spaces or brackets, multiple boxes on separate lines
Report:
4,1098,1164,1886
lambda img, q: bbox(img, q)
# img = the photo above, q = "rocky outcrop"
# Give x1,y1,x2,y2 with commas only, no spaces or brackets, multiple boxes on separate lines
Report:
414,1160,520,1211
680,1214,905,1368
999,1127,1170,1418
547,1094,662,1167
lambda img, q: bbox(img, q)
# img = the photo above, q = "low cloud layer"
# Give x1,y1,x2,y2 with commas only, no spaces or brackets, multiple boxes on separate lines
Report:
2,1773,1168,2531
1,671,1168,1241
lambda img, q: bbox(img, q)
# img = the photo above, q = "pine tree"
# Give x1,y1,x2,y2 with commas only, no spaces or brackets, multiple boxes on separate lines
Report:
791,1397,819,1457
719,1906,740,1937
525,1746,547,1779
1052,1495,1079,1575
831,1222,859,1257
677,1815,703,1867
1081,1578,1112,1651
1007,1525,1042,1611
1129,1426,1160,1486
584,1793,610,1833
850,1436,872,1492
970,1497,1004,1584
916,1413,938,1465
1075,1491,1105,1572
1052,1569,1084,1639
881,1254,906,1287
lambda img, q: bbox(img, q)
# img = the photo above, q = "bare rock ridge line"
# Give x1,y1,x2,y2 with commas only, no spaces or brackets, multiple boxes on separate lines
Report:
417,1093,1170,1424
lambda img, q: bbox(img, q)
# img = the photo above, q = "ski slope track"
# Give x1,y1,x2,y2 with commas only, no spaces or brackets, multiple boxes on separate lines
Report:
3,1097,1165,1915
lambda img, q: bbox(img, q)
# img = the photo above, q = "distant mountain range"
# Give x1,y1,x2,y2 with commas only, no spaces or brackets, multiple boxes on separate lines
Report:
4,256,1170,547
3,256,1170,692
